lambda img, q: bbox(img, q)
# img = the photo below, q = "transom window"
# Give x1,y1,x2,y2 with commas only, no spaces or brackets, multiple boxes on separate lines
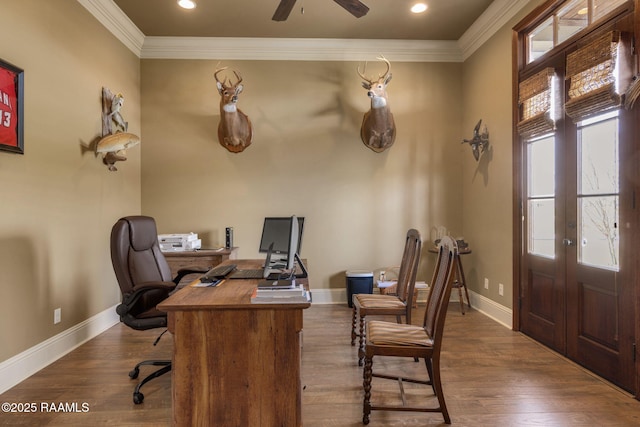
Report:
527,0,627,62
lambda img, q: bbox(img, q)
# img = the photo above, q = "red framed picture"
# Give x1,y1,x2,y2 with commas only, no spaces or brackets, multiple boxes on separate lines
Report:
0,58,24,154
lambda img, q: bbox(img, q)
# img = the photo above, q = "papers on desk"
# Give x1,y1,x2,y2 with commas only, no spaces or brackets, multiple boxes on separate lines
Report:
251,283,311,304
192,278,223,287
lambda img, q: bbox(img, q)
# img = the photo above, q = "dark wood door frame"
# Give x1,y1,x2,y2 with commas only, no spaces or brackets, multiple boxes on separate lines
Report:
512,0,640,398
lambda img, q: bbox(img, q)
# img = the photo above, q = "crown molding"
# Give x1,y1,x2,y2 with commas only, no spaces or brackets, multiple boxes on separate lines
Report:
458,0,532,60
77,0,144,55
141,37,463,62
79,0,529,62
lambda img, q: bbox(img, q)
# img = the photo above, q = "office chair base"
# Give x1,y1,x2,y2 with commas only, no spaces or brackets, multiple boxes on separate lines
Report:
129,360,171,404
129,359,170,379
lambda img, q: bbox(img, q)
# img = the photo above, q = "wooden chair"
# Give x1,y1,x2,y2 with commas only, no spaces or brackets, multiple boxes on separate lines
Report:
351,229,422,366
361,236,458,425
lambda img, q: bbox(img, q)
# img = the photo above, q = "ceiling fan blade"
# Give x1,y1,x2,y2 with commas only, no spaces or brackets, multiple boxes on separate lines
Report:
333,0,369,18
272,0,297,21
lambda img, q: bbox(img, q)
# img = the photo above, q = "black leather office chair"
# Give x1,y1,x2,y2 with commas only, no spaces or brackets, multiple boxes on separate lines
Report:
110,215,207,404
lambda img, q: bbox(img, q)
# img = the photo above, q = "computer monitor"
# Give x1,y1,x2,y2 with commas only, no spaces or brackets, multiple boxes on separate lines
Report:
286,215,300,270
258,216,304,257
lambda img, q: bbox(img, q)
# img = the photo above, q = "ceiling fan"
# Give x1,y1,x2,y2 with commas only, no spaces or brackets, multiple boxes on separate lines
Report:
272,0,369,21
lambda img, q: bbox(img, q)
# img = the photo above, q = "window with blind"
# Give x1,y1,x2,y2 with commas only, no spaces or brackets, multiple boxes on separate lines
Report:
517,68,559,139
565,31,631,122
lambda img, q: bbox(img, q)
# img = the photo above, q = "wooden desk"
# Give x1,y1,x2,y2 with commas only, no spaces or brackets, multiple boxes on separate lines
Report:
163,247,238,277
157,259,311,426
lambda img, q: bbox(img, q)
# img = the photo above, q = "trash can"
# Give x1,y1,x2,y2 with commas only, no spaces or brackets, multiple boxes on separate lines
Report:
346,270,374,308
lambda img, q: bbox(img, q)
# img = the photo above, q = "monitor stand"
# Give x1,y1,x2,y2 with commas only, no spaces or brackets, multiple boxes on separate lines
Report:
268,254,287,269
294,253,308,278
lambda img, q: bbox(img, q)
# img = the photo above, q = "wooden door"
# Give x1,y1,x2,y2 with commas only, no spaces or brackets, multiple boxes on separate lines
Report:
514,0,638,397
564,110,636,392
520,131,567,354
520,108,636,393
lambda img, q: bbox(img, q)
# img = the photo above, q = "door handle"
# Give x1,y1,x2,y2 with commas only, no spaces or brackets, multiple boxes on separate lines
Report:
563,238,576,246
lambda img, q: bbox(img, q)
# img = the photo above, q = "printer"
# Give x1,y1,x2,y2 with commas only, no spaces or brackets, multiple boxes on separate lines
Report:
158,232,202,252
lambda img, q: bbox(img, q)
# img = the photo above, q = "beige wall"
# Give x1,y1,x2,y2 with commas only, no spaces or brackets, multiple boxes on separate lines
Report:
460,1,545,308
0,1,141,361
0,0,538,370
141,59,464,290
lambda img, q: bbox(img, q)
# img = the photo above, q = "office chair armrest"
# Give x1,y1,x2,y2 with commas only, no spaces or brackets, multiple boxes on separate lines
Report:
173,268,208,285
116,281,176,316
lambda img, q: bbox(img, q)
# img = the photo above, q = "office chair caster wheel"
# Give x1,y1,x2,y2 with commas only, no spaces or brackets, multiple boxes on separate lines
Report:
133,392,144,404
129,368,139,379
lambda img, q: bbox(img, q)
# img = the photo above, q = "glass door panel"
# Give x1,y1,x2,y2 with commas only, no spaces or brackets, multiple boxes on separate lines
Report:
579,196,618,268
528,135,556,258
577,112,619,270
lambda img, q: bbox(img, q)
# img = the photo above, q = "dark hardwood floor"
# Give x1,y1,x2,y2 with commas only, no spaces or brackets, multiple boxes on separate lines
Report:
2,303,640,426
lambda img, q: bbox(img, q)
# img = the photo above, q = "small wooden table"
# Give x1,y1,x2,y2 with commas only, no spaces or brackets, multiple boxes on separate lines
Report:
429,246,471,314
163,247,238,278
157,259,310,426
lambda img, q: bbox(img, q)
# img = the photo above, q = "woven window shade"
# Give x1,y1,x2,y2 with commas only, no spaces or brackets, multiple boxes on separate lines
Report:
518,68,557,138
565,31,630,122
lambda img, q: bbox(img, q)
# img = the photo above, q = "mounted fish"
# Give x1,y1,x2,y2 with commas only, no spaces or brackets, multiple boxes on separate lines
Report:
214,67,253,153
97,87,140,171
96,132,141,171
357,56,396,153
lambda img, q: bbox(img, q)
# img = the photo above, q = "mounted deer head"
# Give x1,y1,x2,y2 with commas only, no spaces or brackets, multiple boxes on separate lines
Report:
357,56,396,153
214,67,253,153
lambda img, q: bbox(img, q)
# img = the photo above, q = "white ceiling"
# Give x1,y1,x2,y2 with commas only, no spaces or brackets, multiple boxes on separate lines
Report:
78,0,532,61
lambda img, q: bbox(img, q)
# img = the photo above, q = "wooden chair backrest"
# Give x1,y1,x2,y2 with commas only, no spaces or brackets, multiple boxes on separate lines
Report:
423,236,457,343
395,228,422,307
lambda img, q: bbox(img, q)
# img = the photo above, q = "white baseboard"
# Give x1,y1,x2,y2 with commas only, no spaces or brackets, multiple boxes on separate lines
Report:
467,289,513,329
310,288,346,304
311,288,513,329
0,305,120,394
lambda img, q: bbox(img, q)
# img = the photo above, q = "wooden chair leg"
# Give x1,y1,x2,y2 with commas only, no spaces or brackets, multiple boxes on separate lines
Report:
351,306,357,345
424,358,435,393
362,355,373,425
358,315,366,366
431,359,451,424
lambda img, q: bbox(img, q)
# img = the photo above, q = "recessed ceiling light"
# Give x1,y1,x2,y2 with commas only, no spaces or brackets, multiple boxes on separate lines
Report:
577,7,588,15
411,3,428,14
178,0,196,9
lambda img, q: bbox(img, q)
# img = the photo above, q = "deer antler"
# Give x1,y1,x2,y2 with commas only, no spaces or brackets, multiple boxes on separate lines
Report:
232,71,243,86
214,67,229,88
357,62,373,85
376,55,391,79
357,56,391,83
214,67,244,89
